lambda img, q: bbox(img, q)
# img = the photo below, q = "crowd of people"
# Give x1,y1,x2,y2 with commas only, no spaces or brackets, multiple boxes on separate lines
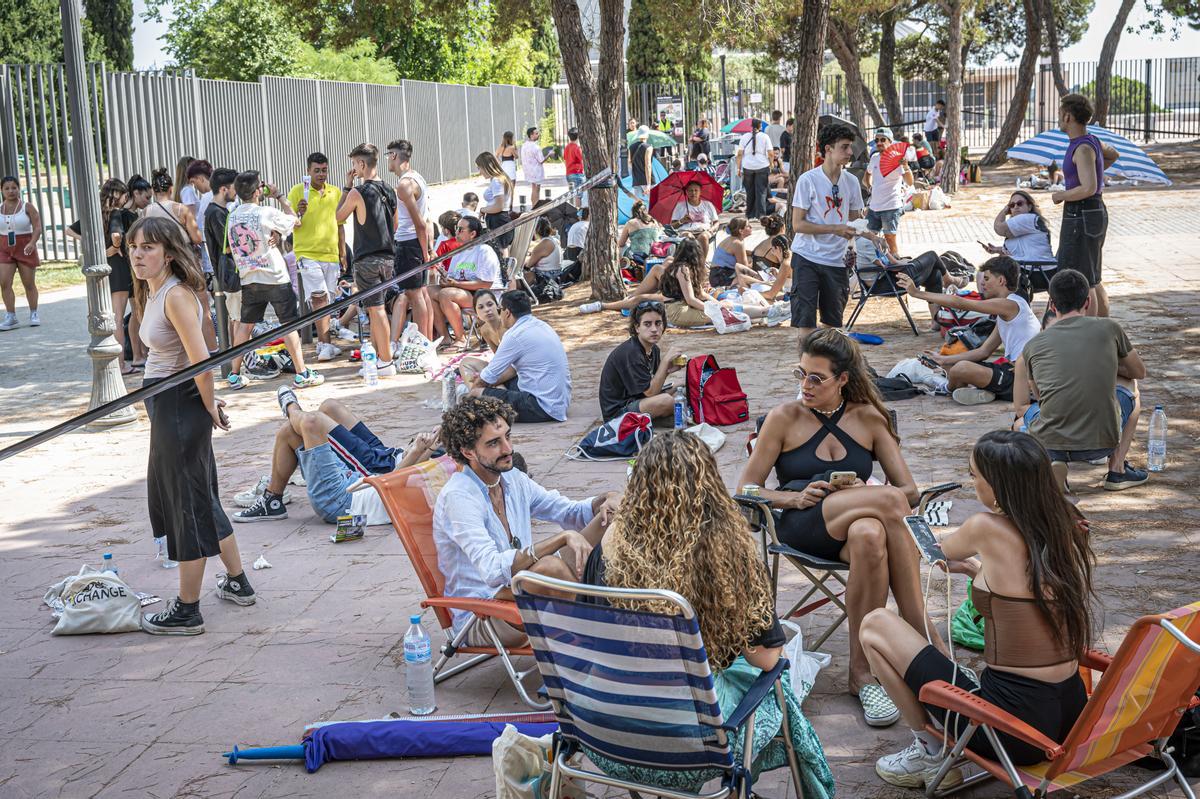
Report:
44,88,1156,792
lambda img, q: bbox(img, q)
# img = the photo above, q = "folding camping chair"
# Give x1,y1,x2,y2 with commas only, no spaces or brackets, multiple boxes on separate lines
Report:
845,257,921,336
512,571,810,799
919,601,1200,799
503,217,539,306
363,461,550,710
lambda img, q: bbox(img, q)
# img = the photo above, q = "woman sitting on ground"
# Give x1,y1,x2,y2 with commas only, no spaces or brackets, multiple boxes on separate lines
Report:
709,217,763,290
861,430,1092,789
457,290,505,384
516,217,562,289
660,238,783,328
576,258,672,315
751,214,786,272
898,256,1040,406
582,430,836,798
738,329,950,727
617,200,660,265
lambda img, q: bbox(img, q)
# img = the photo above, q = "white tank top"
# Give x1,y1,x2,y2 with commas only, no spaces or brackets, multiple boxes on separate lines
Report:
997,292,1041,360
1,200,34,235
393,169,428,243
533,237,562,273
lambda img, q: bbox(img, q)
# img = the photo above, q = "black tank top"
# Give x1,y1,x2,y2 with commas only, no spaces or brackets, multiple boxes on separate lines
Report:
774,405,874,487
630,142,649,186
352,180,396,259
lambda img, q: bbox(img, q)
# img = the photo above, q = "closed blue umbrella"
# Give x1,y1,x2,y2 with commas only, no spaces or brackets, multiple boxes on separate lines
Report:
1007,125,1172,186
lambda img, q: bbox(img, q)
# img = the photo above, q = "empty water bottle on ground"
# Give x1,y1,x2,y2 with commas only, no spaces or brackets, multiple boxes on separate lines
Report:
361,341,378,386
404,614,436,715
155,536,178,569
101,553,118,575
673,386,687,430
1148,405,1167,472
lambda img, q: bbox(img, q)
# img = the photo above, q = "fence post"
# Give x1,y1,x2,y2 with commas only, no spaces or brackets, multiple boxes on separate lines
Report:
189,69,206,159
1143,58,1153,142
720,55,729,124
1037,64,1048,133
0,66,18,176
736,79,744,119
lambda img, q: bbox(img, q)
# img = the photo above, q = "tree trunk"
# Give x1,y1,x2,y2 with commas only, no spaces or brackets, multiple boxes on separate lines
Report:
982,0,1041,165
1094,0,1137,125
788,0,831,234
940,0,964,194
828,18,867,134
548,0,625,300
1038,0,1068,97
878,7,904,129
863,85,886,129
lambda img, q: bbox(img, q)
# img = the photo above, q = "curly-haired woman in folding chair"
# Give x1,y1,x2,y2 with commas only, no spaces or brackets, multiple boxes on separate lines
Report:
582,430,835,798
860,430,1092,790
738,328,950,728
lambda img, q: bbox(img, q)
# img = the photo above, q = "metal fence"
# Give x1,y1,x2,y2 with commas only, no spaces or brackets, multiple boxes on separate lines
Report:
630,56,1200,154
0,64,552,262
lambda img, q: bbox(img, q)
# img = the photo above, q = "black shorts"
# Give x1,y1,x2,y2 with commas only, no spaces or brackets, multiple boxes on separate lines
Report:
789,253,850,329
776,502,843,561
904,645,1087,766
240,282,299,325
982,361,1015,401
108,257,133,294
709,265,737,288
486,212,514,249
354,253,393,308
393,238,426,291
1057,197,1107,287
483,378,558,423
925,128,941,146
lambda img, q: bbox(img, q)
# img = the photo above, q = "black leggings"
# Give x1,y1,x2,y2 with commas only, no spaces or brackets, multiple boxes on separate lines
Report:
743,168,769,219
905,251,952,293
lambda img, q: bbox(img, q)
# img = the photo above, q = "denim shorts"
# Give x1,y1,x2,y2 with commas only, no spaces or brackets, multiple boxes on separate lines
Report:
1023,385,1135,462
867,207,903,234
296,443,356,523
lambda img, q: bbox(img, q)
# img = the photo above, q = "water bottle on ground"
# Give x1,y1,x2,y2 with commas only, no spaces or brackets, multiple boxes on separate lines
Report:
403,614,436,715
155,536,179,569
673,386,687,430
101,553,118,575
1148,405,1167,472
361,340,378,386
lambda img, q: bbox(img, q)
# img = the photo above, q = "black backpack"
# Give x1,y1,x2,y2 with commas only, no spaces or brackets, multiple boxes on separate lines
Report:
867,366,922,401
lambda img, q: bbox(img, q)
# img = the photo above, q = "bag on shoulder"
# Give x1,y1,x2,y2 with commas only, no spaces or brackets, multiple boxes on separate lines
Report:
44,566,141,635
566,412,652,461
686,354,749,426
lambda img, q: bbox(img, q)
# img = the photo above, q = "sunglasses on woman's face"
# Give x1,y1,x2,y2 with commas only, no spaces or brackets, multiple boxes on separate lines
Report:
792,367,835,386
1009,200,1028,209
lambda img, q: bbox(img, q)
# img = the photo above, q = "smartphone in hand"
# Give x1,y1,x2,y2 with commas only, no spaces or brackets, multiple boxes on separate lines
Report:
830,470,858,489
905,515,948,565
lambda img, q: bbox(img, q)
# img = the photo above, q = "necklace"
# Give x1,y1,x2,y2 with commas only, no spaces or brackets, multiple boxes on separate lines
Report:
483,474,502,489
813,397,845,416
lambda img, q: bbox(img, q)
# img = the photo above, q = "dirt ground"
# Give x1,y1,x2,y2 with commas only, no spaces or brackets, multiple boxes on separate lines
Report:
0,145,1197,798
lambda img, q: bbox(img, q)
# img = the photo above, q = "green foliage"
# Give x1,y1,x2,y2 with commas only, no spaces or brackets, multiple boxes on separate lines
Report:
86,0,134,70
145,0,303,81
1079,75,1168,114
894,32,946,83
974,0,1092,63
292,39,400,84
626,0,713,86
0,0,108,65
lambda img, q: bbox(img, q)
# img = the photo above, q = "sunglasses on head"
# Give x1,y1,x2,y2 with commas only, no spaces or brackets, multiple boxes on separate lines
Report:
635,300,665,313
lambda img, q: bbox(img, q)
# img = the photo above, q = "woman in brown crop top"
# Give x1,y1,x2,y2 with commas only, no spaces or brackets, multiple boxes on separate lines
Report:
860,430,1095,787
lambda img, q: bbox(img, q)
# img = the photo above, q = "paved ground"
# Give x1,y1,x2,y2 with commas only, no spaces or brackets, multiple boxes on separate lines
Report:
1,153,1197,798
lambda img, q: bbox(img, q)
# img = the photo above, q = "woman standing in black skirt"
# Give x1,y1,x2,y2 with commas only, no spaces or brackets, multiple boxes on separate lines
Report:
475,152,514,259
128,216,254,635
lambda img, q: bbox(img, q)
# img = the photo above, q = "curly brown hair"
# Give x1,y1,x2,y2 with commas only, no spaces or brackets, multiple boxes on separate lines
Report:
440,395,516,464
601,431,776,671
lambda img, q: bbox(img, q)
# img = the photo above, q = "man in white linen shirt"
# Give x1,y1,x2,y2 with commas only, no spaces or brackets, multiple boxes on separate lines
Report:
433,396,618,646
469,290,571,423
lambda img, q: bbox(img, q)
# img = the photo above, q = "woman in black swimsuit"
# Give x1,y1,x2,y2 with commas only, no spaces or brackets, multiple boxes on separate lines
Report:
739,328,949,726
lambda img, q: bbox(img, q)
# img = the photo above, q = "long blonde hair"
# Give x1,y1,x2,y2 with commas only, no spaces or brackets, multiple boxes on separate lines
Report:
475,152,513,196
602,431,776,671
172,156,194,202
128,216,206,316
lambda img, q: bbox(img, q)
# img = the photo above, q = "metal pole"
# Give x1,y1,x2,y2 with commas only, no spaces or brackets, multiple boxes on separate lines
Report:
60,0,134,426
720,55,729,125
736,79,745,119
1143,58,1153,142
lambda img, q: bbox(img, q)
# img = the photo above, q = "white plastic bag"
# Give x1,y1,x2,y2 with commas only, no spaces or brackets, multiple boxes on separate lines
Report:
928,186,948,210
703,300,752,334
43,565,141,635
395,322,441,374
888,358,949,394
781,620,831,704
493,725,586,799
685,422,726,454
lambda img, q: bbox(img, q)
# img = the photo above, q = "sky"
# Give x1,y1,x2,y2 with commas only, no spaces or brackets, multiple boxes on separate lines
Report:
131,0,1200,72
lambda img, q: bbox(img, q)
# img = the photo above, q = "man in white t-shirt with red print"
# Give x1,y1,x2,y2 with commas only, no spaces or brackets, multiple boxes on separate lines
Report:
789,123,866,341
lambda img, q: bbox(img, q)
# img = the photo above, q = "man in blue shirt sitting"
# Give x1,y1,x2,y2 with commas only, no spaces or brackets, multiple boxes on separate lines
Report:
468,290,571,423
433,396,619,647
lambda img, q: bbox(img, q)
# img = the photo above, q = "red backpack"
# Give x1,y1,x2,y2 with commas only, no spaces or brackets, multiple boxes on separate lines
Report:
685,355,749,426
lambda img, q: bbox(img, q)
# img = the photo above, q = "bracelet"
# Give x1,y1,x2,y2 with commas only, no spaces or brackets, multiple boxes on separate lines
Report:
525,545,540,564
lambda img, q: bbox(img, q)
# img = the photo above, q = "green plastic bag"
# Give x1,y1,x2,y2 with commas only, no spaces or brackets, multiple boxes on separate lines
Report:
951,579,985,651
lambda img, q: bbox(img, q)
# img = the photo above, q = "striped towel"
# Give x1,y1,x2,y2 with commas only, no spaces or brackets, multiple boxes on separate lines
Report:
924,501,952,527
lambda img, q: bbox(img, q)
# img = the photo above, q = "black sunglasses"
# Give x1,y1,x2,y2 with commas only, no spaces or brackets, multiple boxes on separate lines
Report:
635,300,665,312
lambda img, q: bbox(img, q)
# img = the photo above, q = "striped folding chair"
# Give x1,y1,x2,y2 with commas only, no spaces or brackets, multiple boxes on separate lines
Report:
920,602,1200,799
512,571,807,799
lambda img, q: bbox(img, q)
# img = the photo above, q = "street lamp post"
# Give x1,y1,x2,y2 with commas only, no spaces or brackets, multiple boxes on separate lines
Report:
60,0,134,426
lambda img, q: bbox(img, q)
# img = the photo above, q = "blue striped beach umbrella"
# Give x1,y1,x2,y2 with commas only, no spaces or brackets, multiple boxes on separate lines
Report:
1007,125,1172,186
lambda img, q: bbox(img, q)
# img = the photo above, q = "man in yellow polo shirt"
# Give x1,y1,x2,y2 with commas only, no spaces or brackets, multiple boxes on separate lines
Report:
288,152,347,362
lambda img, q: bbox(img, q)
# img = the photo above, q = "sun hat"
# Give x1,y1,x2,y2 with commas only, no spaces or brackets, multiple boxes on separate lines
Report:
636,125,651,139
874,127,894,140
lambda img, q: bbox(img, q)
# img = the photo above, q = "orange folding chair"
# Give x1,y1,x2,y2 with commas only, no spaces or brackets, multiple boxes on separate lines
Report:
364,460,550,709
919,601,1200,799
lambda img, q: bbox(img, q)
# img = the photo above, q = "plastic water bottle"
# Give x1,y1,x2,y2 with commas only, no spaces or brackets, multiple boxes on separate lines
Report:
101,552,118,575
1148,405,1167,472
361,340,378,386
403,614,436,715
673,386,687,430
155,536,179,569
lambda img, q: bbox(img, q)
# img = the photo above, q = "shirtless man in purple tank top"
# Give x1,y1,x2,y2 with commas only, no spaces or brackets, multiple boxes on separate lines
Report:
1051,94,1119,317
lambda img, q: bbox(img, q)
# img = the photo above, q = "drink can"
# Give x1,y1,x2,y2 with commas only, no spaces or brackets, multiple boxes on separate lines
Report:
741,484,761,497
302,175,311,202
441,372,457,411
673,354,688,367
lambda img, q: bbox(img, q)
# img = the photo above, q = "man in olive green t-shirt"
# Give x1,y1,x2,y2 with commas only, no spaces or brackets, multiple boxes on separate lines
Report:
287,152,346,362
1013,269,1148,491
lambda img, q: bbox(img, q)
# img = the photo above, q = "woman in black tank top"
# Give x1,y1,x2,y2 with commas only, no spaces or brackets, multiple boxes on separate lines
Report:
738,329,950,719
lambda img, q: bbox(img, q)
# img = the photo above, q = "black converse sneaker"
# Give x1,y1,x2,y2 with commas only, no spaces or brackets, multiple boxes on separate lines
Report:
215,572,256,606
141,597,205,635
232,492,288,523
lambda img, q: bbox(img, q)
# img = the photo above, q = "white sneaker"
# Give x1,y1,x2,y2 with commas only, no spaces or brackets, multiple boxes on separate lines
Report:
952,387,996,406
376,361,397,377
234,475,293,508
28,310,41,326
317,342,335,362
0,312,17,331
875,733,962,789
578,301,602,314
858,683,901,727
766,302,790,327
